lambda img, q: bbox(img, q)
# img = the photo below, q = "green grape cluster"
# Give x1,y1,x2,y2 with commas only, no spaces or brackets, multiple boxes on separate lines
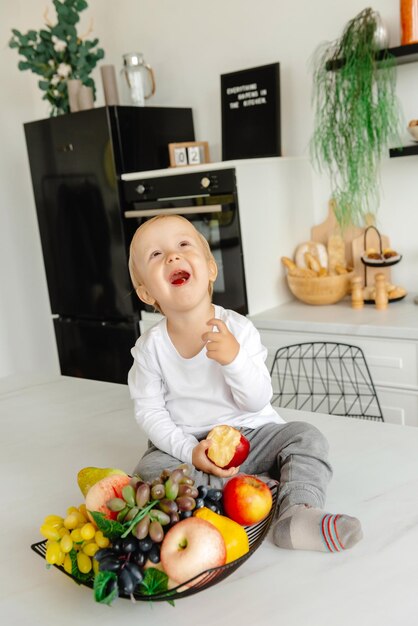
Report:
106,464,199,541
39,504,110,577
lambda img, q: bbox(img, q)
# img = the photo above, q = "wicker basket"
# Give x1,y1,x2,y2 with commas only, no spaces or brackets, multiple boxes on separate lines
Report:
287,271,354,305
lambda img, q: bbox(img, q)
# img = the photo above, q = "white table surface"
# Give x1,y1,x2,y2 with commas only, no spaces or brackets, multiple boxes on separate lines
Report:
1,373,417,626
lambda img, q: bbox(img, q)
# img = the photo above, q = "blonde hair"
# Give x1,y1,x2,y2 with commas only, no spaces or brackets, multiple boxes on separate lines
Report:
128,214,217,313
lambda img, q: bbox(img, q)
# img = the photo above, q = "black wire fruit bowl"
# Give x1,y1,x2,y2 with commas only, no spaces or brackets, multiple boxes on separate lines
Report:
31,479,278,602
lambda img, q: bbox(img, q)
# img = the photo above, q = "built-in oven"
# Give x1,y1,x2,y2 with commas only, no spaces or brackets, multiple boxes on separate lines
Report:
121,168,248,315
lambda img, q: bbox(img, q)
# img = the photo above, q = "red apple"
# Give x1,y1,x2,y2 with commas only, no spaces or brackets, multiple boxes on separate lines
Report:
160,517,226,585
206,425,250,469
85,474,131,521
222,474,273,526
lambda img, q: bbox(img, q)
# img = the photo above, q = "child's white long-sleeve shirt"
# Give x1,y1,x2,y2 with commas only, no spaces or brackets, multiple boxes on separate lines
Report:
128,304,284,464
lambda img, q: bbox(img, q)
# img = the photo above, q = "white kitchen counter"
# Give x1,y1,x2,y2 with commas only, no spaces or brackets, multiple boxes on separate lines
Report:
121,156,302,180
1,374,417,625
249,296,418,427
250,294,418,341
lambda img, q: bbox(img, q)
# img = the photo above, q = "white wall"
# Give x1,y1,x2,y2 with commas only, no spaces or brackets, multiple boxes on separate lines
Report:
1,0,417,378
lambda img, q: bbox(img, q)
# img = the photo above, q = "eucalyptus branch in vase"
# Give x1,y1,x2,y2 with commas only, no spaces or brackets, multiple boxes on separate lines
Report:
9,0,104,116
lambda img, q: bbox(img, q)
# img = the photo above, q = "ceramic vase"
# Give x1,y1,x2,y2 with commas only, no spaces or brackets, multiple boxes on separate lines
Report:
401,0,418,45
100,65,120,105
67,79,82,112
78,85,94,110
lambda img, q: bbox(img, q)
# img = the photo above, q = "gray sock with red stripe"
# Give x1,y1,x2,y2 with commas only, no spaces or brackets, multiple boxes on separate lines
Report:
273,504,363,552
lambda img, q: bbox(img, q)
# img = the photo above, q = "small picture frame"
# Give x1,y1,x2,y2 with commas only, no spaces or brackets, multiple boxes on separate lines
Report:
168,141,210,167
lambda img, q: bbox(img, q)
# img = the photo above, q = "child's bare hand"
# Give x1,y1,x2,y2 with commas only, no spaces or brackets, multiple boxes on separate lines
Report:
192,440,239,477
202,318,240,365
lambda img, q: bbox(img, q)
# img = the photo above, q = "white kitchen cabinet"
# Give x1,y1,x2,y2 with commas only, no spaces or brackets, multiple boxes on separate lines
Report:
250,297,418,427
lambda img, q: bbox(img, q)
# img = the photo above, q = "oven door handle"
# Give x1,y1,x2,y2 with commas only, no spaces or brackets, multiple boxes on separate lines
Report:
124,205,222,218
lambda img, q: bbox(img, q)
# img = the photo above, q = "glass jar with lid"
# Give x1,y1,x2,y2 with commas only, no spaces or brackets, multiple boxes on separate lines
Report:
121,52,156,106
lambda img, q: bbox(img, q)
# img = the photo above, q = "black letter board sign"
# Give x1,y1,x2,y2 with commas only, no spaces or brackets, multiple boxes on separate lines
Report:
221,62,281,161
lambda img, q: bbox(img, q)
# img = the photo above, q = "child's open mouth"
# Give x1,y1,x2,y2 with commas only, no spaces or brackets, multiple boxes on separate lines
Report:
169,270,190,286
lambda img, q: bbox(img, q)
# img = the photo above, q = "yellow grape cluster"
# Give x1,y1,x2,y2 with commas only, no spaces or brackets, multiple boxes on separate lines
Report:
40,504,110,576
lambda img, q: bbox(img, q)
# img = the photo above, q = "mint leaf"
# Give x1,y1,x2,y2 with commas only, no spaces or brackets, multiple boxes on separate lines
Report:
88,511,125,541
93,570,119,606
138,567,169,596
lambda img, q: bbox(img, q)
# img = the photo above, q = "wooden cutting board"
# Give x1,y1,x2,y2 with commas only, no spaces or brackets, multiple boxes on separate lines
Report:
311,200,363,267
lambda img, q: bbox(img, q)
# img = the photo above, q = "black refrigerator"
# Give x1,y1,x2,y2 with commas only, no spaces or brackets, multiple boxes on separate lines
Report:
24,105,194,384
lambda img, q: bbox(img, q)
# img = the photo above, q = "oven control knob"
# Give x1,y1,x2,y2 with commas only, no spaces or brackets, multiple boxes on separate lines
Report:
200,176,211,189
135,184,147,195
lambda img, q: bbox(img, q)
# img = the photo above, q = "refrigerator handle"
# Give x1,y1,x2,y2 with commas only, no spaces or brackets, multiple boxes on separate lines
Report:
124,205,222,218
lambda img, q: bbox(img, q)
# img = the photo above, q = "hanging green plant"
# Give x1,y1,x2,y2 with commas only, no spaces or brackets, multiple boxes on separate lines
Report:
310,7,402,229
9,0,104,116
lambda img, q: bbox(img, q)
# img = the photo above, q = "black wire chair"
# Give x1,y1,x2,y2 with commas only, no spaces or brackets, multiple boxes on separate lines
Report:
270,342,384,421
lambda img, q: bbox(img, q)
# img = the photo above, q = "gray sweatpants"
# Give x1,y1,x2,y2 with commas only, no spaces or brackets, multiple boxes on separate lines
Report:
133,421,333,517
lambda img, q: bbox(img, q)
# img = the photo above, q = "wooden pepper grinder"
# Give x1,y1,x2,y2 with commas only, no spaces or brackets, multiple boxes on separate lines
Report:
375,272,388,310
351,275,364,309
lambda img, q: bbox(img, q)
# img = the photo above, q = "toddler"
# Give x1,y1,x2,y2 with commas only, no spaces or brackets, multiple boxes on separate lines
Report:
127,214,362,553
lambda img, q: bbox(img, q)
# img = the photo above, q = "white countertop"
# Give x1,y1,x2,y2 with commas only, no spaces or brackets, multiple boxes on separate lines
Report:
1,373,417,625
250,294,418,340
121,156,304,180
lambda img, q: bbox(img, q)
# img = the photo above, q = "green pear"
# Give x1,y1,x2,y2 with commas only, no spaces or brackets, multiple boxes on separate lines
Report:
77,466,127,497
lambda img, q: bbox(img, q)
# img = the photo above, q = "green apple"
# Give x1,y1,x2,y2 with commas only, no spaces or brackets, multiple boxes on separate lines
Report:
77,466,127,497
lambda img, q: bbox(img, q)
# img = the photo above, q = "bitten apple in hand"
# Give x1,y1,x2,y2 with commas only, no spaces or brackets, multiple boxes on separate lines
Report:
206,425,250,469
192,440,239,477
